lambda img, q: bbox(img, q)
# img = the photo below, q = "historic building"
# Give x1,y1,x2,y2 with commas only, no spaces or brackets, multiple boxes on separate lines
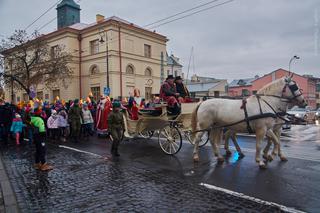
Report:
228,76,259,97
228,68,319,108
3,0,168,102
186,75,228,98
166,53,183,79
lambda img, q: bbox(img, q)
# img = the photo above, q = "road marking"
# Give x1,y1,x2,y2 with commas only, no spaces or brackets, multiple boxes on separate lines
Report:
224,145,320,163
200,183,305,213
58,145,103,158
183,138,320,162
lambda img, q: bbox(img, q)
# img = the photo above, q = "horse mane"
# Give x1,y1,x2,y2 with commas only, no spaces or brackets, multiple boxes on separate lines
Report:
257,77,286,96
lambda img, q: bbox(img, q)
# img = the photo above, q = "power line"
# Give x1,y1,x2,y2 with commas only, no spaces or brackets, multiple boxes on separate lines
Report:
24,0,62,31
149,0,235,29
144,0,221,28
37,17,57,31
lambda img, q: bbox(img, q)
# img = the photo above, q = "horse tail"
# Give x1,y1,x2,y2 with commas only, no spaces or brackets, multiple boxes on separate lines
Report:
191,102,202,139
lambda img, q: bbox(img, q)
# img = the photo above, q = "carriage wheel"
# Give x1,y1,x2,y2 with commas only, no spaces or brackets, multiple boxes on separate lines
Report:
186,130,209,147
198,131,209,147
139,131,154,139
158,125,182,155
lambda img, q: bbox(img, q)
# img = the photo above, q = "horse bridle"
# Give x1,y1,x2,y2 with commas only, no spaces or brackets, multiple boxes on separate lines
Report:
283,80,303,101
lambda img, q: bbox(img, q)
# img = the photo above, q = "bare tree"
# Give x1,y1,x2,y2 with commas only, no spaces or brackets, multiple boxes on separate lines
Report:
0,30,73,100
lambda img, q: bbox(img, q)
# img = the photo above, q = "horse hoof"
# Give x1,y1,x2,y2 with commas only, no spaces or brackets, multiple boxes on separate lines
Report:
280,156,288,162
259,163,267,169
238,153,245,159
267,155,274,162
226,150,232,156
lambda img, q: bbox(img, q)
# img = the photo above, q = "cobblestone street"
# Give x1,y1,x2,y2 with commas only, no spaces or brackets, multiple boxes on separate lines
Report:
0,141,287,213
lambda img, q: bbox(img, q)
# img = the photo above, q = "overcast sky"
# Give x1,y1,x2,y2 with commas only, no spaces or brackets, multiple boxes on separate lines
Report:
0,0,319,81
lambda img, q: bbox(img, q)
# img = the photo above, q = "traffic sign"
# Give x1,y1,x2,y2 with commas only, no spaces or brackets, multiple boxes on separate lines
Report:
104,87,110,96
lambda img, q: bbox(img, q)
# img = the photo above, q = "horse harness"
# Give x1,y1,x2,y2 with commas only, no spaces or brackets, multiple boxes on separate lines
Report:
240,80,302,133
193,80,302,134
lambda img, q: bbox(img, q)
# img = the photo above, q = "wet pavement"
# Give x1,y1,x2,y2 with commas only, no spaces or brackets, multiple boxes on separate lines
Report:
0,124,319,212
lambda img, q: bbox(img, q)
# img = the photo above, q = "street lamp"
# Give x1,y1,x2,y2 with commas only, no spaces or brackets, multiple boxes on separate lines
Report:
99,29,110,89
289,55,300,72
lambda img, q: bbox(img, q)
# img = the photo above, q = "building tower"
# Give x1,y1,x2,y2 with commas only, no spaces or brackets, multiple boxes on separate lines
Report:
57,0,81,29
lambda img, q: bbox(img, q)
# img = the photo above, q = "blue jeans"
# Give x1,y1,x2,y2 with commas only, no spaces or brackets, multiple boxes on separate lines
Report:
83,123,94,136
28,128,33,144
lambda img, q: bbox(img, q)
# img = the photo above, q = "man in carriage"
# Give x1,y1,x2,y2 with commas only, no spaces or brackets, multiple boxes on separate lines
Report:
160,75,181,115
174,76,191,103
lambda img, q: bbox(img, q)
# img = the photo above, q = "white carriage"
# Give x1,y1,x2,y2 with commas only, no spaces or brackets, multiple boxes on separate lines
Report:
123,102,209,155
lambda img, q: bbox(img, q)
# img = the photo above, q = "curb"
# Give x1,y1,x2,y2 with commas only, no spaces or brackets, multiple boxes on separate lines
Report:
0,152,20,213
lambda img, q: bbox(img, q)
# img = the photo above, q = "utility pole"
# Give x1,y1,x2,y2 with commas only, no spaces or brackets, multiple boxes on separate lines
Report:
99,29,110,93
160,52,164,84
106,33,109,88
9,61,14,104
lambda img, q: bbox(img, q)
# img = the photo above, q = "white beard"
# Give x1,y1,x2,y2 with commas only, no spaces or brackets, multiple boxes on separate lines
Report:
98,98,107,110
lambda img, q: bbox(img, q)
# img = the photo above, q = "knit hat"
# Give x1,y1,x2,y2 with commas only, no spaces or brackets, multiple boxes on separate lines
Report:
112,101,121,108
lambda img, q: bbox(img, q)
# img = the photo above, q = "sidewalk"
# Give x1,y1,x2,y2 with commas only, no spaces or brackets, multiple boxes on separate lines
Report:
0,151,19,213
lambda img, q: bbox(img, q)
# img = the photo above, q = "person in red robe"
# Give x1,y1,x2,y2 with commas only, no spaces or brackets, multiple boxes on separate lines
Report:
96,95,112,132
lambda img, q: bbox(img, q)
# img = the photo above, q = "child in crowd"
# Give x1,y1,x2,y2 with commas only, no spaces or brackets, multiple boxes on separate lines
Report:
57,109,69,142
10,113,25,145
82,103,94,137
47,110,59,140
26,111,53,171
108,101,125,157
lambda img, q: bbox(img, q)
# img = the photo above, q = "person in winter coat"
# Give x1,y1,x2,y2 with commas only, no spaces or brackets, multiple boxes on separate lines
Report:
0,102,14,143
108,101,125,157
57,109,69,142
82,103,94,137
68,99,83,143
26,113,53,171
47,110,59,140
159,75,180,115
10,113,25,145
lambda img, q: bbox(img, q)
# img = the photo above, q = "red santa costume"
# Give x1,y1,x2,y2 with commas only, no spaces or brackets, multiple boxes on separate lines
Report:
96,96,112,132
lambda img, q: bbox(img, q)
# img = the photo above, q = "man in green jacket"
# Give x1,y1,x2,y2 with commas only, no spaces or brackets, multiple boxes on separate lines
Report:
108,101,125,157
68,99,83,143
26,111,53,171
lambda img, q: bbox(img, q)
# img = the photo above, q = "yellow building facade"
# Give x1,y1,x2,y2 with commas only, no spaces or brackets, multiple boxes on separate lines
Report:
4,15,168,102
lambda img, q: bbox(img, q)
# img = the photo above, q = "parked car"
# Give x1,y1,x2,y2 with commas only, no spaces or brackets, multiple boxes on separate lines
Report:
316,108,320,120
282,122,291,130
287,107,308,120
287,106,316,123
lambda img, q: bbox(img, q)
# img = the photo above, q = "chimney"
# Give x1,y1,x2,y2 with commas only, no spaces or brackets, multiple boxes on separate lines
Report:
96,14,105,23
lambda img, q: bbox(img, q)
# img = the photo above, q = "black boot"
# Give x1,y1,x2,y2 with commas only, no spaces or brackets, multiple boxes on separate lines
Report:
112,141,120,157
114,148,120,157
110,143,115,155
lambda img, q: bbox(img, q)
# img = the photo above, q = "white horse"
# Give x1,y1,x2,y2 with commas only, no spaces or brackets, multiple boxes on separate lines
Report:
191,76,305,168
224,118,287,162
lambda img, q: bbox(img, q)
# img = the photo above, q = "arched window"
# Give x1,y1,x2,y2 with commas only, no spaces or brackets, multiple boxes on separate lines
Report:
126,64,135,75
90,64,99,75
145,67,152,76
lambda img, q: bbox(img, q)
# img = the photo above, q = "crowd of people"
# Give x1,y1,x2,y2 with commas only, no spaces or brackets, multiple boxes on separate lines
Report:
0,75,190,171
